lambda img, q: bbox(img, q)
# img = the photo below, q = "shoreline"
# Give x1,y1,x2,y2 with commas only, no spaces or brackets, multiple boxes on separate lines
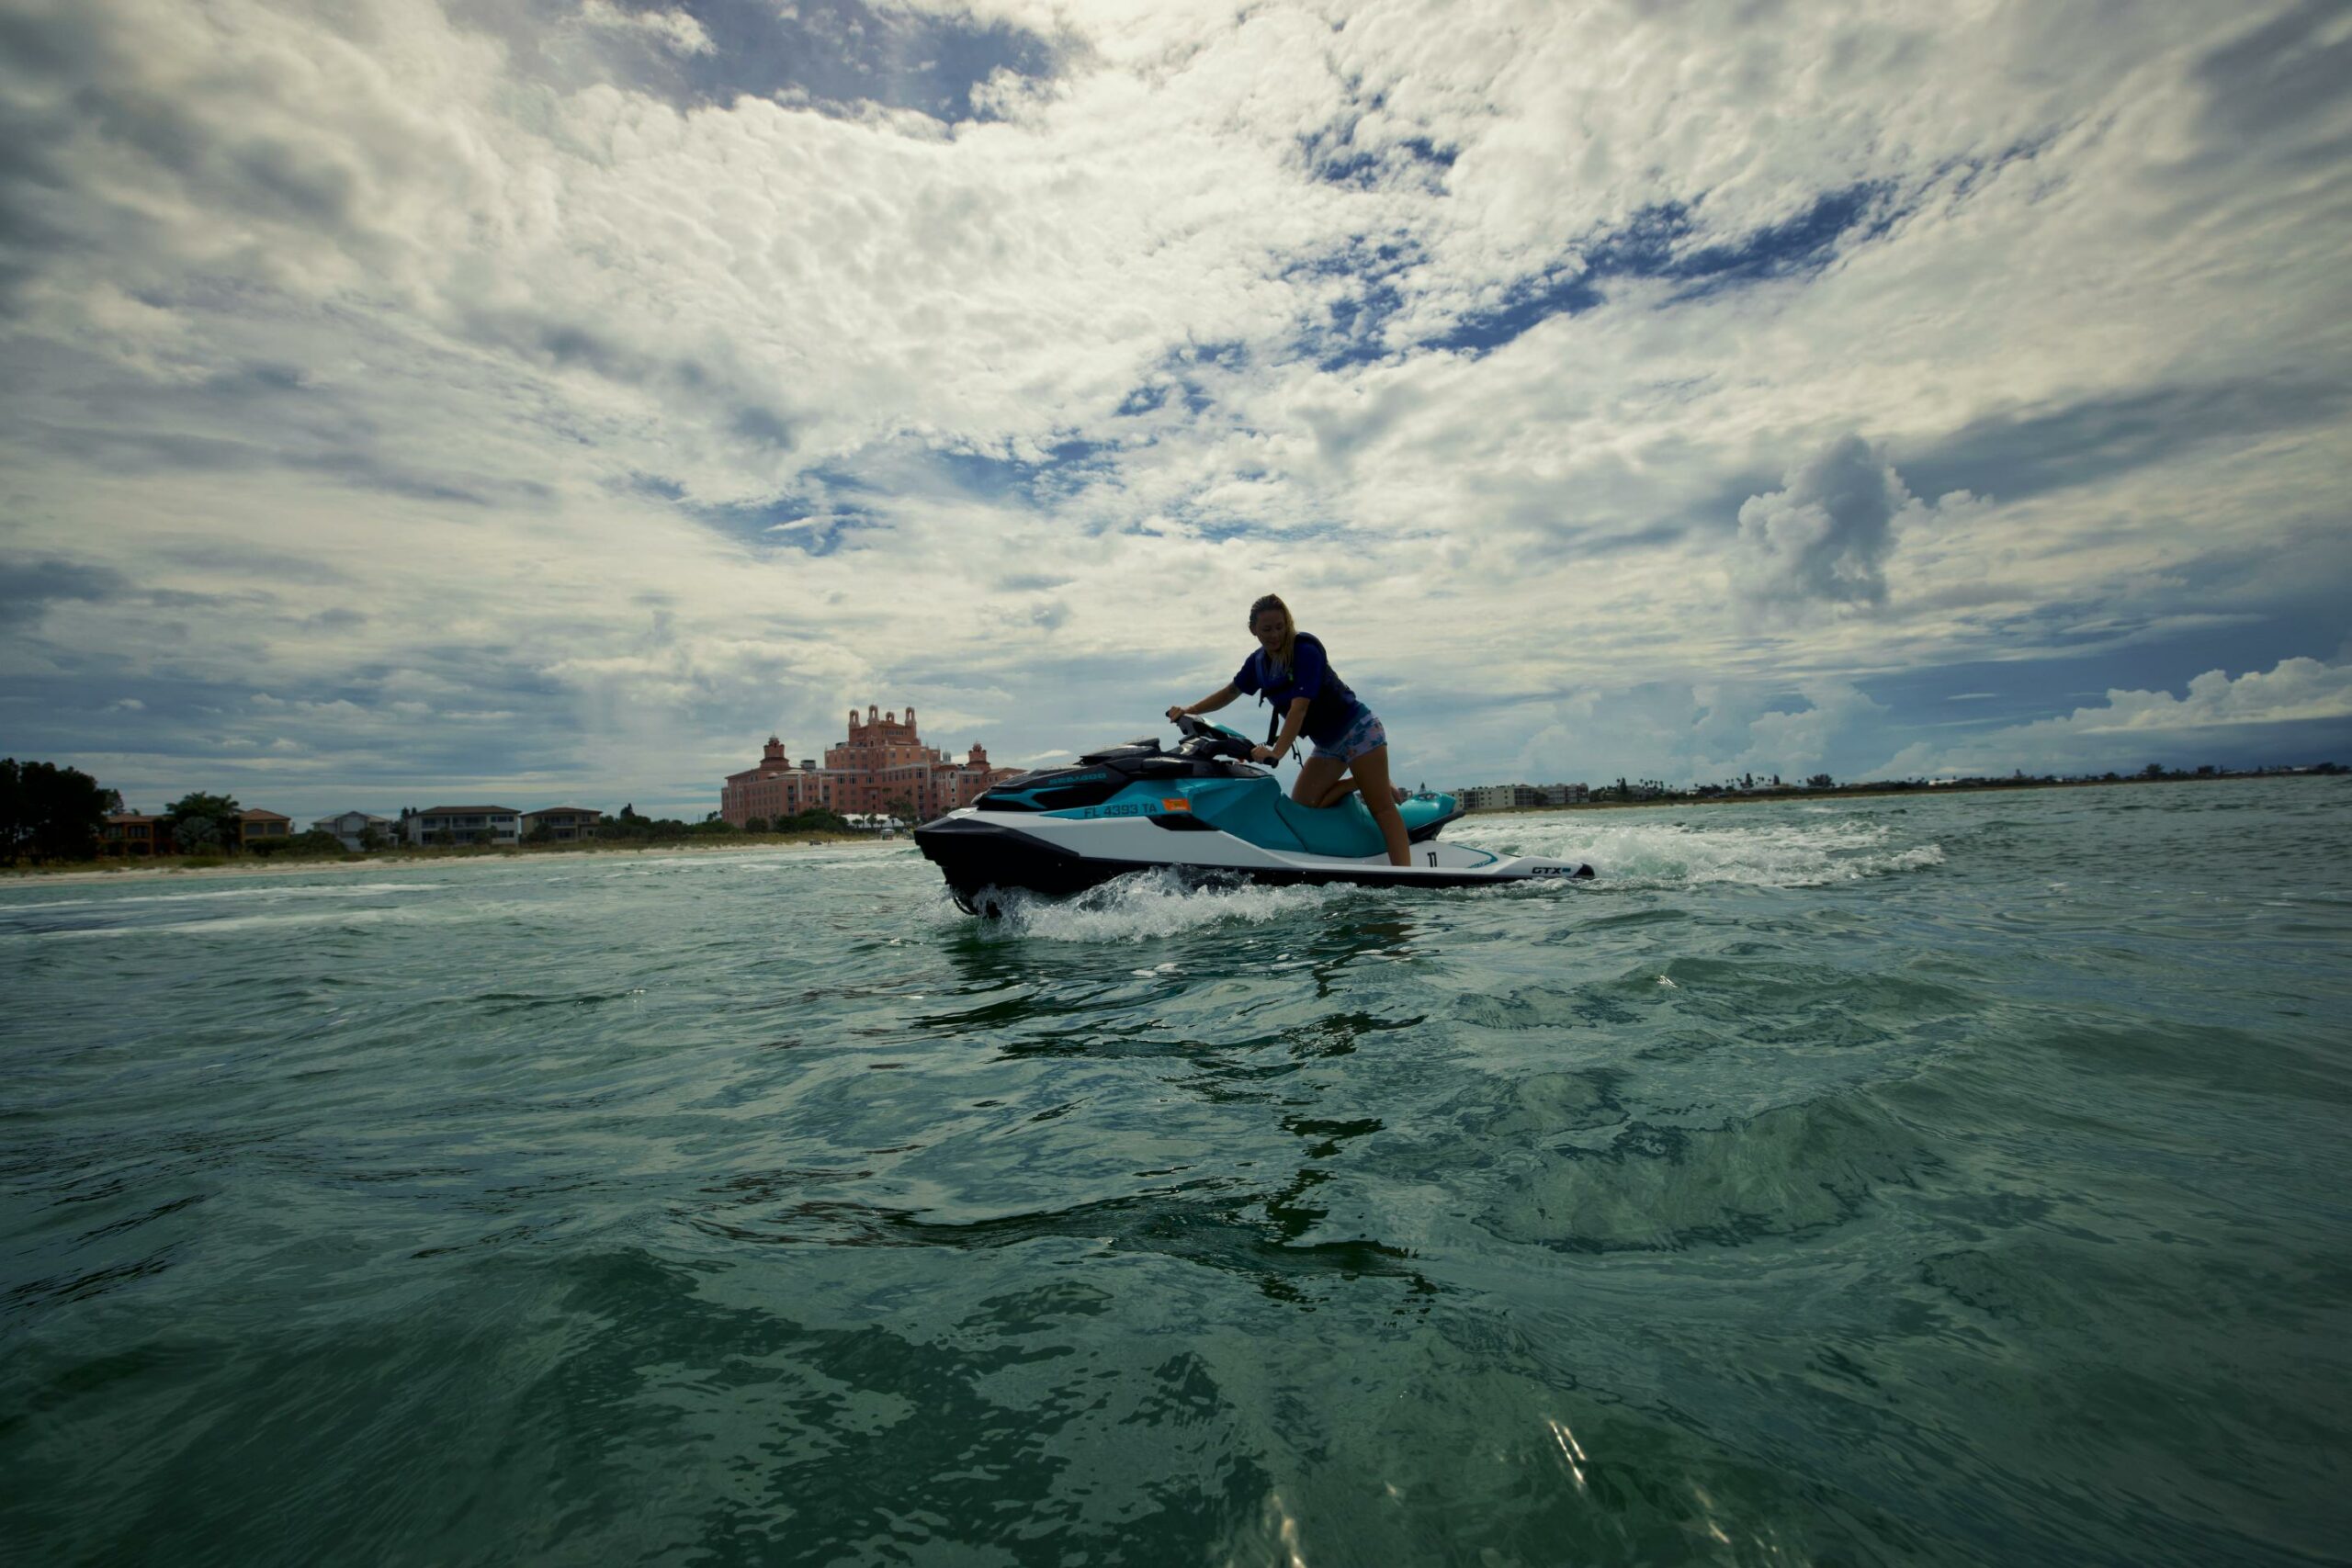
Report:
10,773,2338,883
1466,769,2343,816
2,834,899,888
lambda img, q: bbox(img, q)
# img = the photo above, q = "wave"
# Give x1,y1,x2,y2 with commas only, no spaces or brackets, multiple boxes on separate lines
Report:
28,907,429,940
1448,812,1943,888
949,869,1345,942
0,883,444,914
1476,1086,1935,1253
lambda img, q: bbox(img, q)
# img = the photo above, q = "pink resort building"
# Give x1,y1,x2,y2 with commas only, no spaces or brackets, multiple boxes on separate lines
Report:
720,705,1019,826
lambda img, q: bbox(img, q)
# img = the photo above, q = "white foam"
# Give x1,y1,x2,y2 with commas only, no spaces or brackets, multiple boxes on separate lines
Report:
34,906,425,940
1450,811,1943,889
960,870,1341,942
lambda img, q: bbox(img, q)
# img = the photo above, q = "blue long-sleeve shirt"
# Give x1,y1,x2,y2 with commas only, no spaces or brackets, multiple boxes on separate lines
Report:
1233,633,1363,746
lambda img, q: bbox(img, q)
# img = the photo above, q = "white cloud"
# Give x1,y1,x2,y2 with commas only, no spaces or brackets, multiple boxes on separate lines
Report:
576,1,715,57
1872,654,2352,778
1,0,2347,814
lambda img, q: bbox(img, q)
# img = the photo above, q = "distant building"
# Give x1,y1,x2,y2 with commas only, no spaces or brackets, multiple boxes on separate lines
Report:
1457,783,1589,811
405,806,521,845
98,807,296,854
523,807,601,842
722,737,831,825
313,810,398,851
720,705,1019,828
238,809,293,847
99,813,162,856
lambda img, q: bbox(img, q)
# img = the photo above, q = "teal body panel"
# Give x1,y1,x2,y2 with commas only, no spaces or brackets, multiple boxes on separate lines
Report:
1192,779,1307,852
1272,793,1386,857
1044,778,1459,860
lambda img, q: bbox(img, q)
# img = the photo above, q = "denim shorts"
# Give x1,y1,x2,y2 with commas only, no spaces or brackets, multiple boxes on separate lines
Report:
1311,705,1388,764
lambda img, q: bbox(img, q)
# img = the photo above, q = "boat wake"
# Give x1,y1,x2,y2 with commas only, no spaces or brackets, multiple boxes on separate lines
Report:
1451,813,1942,889
940,868,1346,942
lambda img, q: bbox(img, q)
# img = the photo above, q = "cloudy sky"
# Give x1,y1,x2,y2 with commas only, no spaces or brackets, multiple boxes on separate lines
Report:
4,0,2348,818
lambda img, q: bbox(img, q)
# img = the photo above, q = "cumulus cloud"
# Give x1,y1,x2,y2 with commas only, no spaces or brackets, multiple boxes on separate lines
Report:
1728,435,1915,616
1871,653,2352,778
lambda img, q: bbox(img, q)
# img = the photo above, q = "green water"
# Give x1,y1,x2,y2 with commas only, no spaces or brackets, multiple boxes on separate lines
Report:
5,779,2349,1565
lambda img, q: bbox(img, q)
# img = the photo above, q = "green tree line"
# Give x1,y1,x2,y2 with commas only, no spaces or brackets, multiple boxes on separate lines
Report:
4,756,872,867
0,759,118,864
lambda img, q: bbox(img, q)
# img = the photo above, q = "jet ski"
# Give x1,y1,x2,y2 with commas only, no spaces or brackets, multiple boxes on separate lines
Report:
915,714,1595,914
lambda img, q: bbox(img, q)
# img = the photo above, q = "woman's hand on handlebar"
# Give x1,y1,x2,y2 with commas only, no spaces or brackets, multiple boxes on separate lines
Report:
1165,705,1188,723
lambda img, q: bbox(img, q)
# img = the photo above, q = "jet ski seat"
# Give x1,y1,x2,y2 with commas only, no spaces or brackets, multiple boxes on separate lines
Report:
1267,792,1463,858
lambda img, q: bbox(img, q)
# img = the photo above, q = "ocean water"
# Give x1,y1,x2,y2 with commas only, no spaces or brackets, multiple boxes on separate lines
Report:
4,778,2348,1566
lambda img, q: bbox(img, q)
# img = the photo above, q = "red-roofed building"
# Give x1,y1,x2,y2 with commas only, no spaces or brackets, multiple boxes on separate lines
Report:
238,809,293,847
100,807,295,854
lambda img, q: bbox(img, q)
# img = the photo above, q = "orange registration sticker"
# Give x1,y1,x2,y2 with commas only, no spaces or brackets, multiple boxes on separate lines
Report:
1160,798,1191,811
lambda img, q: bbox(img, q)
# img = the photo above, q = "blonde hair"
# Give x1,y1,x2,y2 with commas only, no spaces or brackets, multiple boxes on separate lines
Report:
1249,593,1297,674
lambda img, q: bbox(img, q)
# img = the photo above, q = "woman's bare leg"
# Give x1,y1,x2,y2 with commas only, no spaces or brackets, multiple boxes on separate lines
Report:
1310,776,1363,807
1293,753,1346,807
1349,747,1410,865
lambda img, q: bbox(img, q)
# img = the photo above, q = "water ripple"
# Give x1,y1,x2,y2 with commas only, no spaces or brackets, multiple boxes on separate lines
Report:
3,782,2347,1565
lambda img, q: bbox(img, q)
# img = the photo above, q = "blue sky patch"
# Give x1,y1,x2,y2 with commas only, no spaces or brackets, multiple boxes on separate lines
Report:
508,0,1063,121
1425,272,1607,356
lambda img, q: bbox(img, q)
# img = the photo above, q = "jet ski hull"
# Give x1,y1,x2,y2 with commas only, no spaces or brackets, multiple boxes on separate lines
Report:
917,720,1592,914
915,811,1593,915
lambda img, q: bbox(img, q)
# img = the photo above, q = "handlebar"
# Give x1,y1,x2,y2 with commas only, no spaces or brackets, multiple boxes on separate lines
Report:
1171,712,1261,762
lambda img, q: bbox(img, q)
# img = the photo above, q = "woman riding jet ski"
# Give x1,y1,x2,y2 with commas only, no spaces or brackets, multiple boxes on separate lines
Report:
914,714,1595,915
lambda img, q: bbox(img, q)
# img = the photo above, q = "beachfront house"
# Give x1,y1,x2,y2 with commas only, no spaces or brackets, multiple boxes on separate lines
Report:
99,813,162,856
405,806,521,846
521,807,600,842
312,810,398,851
237,809,293,847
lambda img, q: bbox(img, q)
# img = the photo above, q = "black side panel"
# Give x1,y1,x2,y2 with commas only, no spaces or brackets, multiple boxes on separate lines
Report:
975,771,1124,813
1406,803,1466,843
1026,781,1125,811
1078,741,1161,764
915,817,1130,908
